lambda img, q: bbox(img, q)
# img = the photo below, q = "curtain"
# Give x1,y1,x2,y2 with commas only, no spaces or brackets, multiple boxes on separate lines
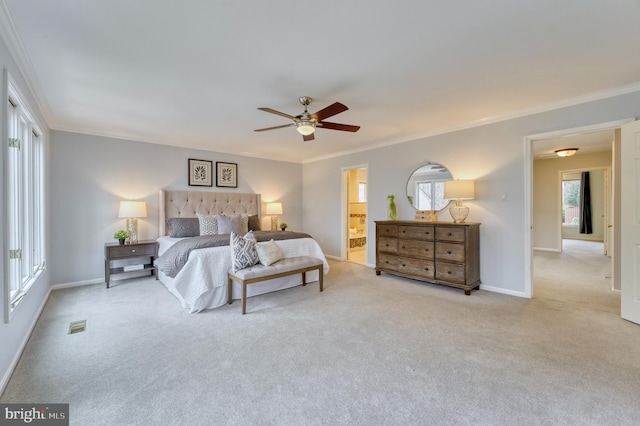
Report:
579,171,592,234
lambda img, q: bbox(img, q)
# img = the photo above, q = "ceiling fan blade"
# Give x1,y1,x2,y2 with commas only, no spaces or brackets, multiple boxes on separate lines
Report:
257,107,295,120
318,121,360,132
254,124,294,132
303,133,315,142
312,102,348,121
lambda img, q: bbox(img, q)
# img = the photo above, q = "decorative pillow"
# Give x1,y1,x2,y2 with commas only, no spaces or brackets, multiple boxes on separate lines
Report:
255,240,283,266
197,214,218,235
248,214,261,231
166,217,200,238
230,231,259,272
218,214,243,235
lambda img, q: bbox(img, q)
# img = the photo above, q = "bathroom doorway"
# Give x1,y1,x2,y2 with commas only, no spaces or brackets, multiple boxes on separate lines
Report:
344,166,368,265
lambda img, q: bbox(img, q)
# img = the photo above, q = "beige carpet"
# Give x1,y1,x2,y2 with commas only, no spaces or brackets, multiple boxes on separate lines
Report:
2,240,639,425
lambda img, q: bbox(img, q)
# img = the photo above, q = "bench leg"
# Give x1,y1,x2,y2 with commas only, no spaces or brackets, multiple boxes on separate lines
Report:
228,278,233,305
302,271,307,286
242,282,247,315
318,265,323,292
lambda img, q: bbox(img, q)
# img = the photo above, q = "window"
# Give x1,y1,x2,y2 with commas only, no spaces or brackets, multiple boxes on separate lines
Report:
562,179,581,226
5,74,45,321
415,180,448,211
358,182,366,202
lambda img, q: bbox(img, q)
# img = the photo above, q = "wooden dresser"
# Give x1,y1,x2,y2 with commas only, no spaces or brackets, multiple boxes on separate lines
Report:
375,221,481,295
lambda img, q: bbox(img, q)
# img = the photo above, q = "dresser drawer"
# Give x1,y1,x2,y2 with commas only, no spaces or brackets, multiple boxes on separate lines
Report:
435,242,465,262
397,257,435,280
436,226,466,242
378,237,398,254
377,224,398,238
435,261,465,284
377,254,399,270
398,240,434,259
108,243,156,259
399,225,435,241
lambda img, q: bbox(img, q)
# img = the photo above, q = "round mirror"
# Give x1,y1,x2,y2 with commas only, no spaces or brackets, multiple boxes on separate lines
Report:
406,163,453,211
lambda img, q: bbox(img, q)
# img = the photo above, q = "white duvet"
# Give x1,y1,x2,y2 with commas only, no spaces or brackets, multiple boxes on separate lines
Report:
156,236,329,313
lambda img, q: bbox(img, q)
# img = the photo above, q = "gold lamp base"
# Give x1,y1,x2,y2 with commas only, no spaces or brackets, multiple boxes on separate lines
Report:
270,216,279,231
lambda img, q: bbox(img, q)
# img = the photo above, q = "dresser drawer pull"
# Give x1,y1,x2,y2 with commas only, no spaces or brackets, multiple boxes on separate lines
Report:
424,267,430,271
424,249,429,252
447,271,452,275
132,249,136,253
448,232,452,236
401,246,406,249
385,244,389,247
402,230,406,233
447,250,452,255
402,264,406,267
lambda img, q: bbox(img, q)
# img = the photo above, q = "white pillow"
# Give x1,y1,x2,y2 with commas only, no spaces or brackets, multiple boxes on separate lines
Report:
197,214,218,235
255,240,283,266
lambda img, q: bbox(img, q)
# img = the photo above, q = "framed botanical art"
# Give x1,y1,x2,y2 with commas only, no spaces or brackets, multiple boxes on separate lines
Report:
188,159,213,187
216,162,237,188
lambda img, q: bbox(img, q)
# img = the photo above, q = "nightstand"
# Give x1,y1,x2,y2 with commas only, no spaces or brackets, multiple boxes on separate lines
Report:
104,240,158,288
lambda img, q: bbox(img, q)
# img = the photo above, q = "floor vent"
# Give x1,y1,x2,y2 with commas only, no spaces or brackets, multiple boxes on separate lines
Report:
68,320,87,335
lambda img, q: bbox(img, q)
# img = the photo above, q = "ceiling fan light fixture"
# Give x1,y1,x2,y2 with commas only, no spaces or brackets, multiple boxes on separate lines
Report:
296,121,316,136
555,148,579,157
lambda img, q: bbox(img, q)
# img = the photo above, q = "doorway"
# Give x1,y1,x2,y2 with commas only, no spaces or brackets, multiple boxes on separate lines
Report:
526,119,632,299
344,166,368,265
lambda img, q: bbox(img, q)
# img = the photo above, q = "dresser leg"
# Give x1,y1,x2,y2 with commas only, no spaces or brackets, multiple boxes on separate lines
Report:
375,270,381,276
464,289,471,295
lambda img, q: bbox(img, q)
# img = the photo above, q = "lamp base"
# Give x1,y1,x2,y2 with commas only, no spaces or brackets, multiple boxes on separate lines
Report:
126,218,139,243
449,201,469,224
270,216,279,231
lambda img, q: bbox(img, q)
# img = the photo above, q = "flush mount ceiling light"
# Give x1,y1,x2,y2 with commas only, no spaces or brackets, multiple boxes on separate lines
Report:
555,148,579,157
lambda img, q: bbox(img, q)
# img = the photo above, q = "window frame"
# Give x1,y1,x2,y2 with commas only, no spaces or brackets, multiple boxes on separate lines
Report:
3,70,46,322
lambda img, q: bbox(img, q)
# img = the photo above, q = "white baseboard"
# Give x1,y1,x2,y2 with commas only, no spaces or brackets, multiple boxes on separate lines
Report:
533,247,561,253
51,278,104,291
480,284,529,298
325,254,342,261
0,285,52,397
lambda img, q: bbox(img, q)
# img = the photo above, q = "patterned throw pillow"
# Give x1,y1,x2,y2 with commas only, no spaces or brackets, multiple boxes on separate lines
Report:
255,240,283,266
166,217,200,238
197,214,218,235
230,231,259,272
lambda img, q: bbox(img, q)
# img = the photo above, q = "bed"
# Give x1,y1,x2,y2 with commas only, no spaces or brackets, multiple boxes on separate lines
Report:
154,190,329,313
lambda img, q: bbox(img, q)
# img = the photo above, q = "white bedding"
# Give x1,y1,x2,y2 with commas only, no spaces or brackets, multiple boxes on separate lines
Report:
156,235,329,313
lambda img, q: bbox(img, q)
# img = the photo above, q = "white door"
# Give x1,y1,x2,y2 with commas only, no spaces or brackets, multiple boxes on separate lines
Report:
621,120,640,325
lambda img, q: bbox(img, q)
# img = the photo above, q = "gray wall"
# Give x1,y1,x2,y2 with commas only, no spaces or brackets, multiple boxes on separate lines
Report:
303,91,640,296
50,131,302,285
0,36,51,391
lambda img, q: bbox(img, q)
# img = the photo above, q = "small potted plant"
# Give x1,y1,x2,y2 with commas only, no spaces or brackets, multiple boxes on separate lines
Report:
114,230,130,245
279,222,288,231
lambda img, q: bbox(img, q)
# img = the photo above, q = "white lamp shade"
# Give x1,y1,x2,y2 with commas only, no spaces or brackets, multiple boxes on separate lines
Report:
118,201,147,218
444,180,475,200
265,202,283,215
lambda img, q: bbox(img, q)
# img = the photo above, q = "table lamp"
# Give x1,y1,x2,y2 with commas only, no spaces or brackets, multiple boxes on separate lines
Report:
265,202,283,231
119,201,147,243
443,180,475,223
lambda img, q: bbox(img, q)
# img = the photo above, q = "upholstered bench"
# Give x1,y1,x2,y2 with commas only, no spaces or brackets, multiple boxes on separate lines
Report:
227,256,324,314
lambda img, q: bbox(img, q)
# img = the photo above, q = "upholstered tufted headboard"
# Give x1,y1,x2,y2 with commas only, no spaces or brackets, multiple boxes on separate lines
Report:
159,190,262,236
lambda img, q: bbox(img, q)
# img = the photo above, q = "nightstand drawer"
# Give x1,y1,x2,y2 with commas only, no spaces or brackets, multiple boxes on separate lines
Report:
108,244,156,258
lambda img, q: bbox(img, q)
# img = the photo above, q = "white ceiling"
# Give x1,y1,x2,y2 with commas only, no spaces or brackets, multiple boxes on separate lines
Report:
2,1,640,163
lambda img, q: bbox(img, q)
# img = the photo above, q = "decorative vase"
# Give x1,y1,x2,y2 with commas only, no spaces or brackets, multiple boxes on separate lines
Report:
387,195,397,221
118,238,125,245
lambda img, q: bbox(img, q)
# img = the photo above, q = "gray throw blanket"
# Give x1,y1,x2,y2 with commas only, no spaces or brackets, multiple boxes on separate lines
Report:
155,231,312,278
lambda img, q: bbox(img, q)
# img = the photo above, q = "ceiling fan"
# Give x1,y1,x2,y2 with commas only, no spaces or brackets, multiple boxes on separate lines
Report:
254,96,360,141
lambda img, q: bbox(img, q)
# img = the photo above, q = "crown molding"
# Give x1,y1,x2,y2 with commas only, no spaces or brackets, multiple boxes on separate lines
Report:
303,82,640,164
0,0,55,127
